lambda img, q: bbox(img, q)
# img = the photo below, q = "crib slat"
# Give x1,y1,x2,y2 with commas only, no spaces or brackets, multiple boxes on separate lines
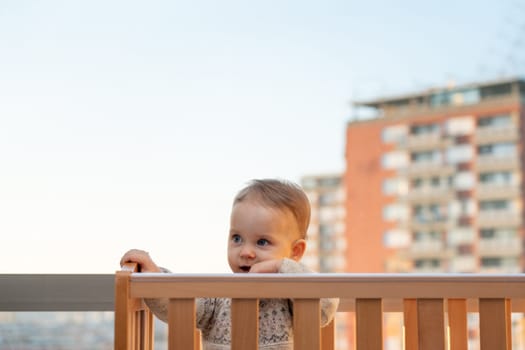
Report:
506,299,512,349
356,298,382,350
448,299,467,350
231,298,259,350
294,299,321,350
417,299,445,350
479,298,511,350
169,298,196,350
135,309,151,349
403,299,418,350
321,318,335,350
133,312,138,349
195,330,202,350
144,309,154,350
506,299,512,350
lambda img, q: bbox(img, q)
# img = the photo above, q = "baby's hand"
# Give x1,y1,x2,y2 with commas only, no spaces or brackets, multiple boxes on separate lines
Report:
120,249,161,273
249,259,283,273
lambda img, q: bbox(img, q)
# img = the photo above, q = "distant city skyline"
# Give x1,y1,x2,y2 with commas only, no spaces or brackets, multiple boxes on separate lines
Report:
0,312,115,349
1,1,523,274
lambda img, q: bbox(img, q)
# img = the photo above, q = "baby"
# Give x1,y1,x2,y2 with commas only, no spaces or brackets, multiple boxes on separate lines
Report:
121,178,338,349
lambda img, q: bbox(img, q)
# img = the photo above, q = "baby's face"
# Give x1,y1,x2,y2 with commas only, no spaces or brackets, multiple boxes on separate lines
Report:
227,199,302,273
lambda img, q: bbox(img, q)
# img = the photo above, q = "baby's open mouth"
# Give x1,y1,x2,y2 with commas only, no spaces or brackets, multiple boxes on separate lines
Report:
239,266,251,272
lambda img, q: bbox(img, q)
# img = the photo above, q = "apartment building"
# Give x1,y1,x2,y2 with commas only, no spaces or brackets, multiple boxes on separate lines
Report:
344,77,525,349
345,77,525,274
301,174,348,350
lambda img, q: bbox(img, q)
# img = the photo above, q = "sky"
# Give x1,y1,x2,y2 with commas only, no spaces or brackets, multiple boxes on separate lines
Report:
1,1,524,274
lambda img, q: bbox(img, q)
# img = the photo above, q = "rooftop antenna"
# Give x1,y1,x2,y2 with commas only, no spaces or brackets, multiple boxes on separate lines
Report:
498,2,525,78
475,1,525,80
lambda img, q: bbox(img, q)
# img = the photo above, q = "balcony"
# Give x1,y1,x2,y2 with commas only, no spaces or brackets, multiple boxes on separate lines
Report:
399,133,450,151
402,187,454,203
477,209,523,228
476,155,520,172
449,256,478,272
409,217,452,232
477,183,521,200
403,240,451,259
478,237,522,256
401,163,455,177
0,273,116,349
378,94,521,120
475,125,520,144
478,265,522,274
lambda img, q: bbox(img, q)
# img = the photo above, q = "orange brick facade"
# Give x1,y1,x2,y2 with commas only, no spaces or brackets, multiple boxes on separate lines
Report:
345,121,397,272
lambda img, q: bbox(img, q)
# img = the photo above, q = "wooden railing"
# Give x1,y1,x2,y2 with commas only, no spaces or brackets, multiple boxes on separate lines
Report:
114,263,525,350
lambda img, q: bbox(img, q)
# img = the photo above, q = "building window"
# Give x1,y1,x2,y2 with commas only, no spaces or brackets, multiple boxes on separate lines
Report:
410,123,440,135
480,83,512,99
414,231,441,242
446,145,474,164
382,125,408,144
383,229,410,248
481,257,501,268
479,171,512,186
447,228,475,245
446,116,474,136
411,178,423,189
430,91,450,107
477,114,512,128
301,178,317,190
430,88,480,107
414,259,440,268
480,228,516,240
383,203,409,222
453,172,475,190
319,177,341,187
455,89,481,105
480,228,496,239
301,176,342,190
411,150,442,164
383,178,408,196
382,151,409,169
477,142,516,157
320,239,335,251
413,204,447,222
410,176,450,190
319,193,336,206
319,224,335,237
479,200,509,211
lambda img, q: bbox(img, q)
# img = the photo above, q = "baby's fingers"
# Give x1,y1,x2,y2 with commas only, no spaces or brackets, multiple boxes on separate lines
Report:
120,249,150,266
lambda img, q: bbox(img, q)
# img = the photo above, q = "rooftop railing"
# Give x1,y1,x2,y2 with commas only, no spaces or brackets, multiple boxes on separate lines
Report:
0,273,113,312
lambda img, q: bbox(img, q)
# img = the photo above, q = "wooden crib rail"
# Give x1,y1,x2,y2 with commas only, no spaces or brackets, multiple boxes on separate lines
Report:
115,265,525,350
114,262,155,350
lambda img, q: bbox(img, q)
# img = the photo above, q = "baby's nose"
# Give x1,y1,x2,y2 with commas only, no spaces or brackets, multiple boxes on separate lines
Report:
240,245,255,258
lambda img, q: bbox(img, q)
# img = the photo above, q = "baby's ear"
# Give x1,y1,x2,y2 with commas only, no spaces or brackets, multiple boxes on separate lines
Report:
291,239,306,261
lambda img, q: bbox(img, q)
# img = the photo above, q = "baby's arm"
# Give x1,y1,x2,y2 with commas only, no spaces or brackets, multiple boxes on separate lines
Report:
120,249,168,322
119,250,214,328
248,259,283,273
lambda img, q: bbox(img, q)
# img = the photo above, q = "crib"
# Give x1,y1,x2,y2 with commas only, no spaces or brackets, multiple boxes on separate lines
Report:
115,263,525,349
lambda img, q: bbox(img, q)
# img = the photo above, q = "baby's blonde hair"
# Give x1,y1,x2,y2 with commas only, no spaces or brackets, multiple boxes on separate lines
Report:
233,179,311,239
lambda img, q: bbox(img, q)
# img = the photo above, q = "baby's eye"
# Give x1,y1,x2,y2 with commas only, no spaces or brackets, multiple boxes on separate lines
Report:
231,234,242,244
256,238,270,246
